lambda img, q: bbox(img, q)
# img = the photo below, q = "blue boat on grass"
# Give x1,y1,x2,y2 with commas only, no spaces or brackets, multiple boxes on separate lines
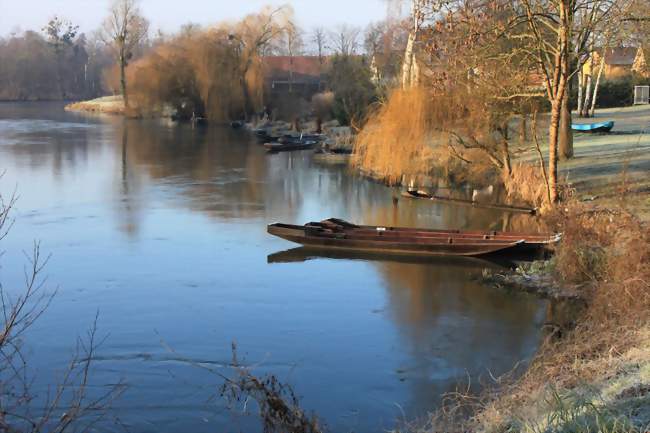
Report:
571,120,615,133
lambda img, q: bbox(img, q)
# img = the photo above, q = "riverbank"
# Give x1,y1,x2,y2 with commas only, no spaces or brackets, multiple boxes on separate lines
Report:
417,107,650,433
64,95,125,115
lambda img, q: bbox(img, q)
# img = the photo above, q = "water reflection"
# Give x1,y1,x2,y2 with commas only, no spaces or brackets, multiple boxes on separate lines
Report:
0,102,547,433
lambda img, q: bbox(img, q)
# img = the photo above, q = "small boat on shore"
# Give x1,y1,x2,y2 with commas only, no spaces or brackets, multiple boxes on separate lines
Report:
264,139,319,152
401,190,537,214
571,121,614,133
267,218,560,257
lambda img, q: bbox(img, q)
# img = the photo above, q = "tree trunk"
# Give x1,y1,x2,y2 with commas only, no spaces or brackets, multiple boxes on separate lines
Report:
589,56,606,117
401,31,416,89
581,74,592,117
559,90,573,160
548,101,561,203
119,48,128,108
519,114,528,143
577,71,583,115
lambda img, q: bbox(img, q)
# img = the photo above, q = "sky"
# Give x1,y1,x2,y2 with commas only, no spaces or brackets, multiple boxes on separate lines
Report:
0,0,391,37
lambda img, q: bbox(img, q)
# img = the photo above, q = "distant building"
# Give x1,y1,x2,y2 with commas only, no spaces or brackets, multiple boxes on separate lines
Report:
263,56,328,98
583,47,638,80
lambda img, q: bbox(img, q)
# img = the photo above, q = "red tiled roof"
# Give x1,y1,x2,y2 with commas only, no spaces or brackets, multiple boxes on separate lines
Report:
263,56,328,79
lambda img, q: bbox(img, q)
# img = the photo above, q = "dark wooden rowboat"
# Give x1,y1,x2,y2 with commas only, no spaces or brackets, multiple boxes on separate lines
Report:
401,190,537,214
264,140,319,152
267,218,560,257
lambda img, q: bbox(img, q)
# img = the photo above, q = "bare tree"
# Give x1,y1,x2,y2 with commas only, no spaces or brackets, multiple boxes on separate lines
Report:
401,0,426,88
101,0,149,108
0,183,124,432
42,16,79,98
230,6,291,118
284,22,304,93
311,26,328,65
328,25,361,56
505,0,621,201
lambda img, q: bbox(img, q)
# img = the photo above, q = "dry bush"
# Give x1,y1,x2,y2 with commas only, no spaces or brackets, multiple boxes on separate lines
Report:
219,344,323,433
0,185,124,432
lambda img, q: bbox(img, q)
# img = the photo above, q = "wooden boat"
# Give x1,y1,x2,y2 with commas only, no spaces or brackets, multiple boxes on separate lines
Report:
571,121,614,133
401,190,537,214
267,218,560,257
264,139,319,152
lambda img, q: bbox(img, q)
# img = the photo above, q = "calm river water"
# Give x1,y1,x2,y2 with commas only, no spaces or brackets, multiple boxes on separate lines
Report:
0,102,547,432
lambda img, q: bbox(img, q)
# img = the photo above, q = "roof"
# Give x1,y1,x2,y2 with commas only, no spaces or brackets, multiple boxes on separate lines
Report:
597,47,638,66
263,56,328,80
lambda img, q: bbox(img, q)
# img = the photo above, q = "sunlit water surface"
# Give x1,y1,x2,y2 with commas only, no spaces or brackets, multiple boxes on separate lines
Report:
0,102,547,432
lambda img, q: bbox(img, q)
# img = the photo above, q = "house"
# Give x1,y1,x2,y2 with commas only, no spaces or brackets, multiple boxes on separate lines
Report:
583,47,638,80
263,56,328,97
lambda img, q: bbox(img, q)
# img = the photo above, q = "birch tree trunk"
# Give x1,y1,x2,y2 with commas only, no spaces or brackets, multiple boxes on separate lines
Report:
577,71,583,114
581,74,592,117
589,56,606,116
401,0,423,89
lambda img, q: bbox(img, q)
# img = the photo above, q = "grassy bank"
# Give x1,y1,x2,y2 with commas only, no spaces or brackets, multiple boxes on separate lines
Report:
65,95,125,115
407,105,650,432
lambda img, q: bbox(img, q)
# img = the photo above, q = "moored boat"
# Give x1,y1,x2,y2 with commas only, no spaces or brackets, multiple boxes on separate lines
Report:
571,121,614,133
267,218,560,257
401,190,537,214
264,139,319,152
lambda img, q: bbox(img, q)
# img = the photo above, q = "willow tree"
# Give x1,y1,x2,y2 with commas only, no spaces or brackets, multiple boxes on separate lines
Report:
230,6,293,119
101,0,149,108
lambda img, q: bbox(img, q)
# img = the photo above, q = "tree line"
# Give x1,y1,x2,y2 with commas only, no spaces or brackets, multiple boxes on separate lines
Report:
0,0,410,107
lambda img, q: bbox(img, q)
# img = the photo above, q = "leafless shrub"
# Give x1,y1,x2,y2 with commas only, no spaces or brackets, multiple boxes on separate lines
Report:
0,188,124,433
219,344,323,433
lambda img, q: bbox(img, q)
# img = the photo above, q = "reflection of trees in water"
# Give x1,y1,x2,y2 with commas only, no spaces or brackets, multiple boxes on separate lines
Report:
378,259,545,416
1,120,97,177
116,122,144,237
119,121,271,221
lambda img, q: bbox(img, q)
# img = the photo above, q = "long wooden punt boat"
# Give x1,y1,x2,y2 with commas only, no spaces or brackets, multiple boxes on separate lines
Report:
401,190,537,214
267,218,560,257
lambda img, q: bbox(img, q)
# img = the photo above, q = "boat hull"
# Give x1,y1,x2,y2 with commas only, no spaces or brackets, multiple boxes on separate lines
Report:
571,121,614,133
267,220,559,257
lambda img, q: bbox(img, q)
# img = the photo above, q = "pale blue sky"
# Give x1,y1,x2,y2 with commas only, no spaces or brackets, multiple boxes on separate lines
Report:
0,0,391,36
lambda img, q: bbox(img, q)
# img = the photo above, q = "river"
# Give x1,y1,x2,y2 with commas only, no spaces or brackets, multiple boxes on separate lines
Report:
0,102,547,432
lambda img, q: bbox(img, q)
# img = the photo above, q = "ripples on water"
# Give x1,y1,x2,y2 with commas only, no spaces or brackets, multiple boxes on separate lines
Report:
0,102,548,433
